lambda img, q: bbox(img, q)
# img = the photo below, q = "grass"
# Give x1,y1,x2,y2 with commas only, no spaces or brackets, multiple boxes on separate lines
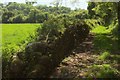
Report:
2,24,41,61
98,51,110,60
87,64,120,78
1,23,120,78
92,25,119,53
109,54,120,63
2,24,40,44
88,25,120,78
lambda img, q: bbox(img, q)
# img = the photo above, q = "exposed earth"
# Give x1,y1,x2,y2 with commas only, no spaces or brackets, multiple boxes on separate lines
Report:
51,34,120,78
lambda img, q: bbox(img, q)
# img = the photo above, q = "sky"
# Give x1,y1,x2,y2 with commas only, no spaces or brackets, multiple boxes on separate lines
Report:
1,0,88,10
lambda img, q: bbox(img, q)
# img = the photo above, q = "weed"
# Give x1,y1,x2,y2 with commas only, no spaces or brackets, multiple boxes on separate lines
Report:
98,51,110,60
87,64,120,78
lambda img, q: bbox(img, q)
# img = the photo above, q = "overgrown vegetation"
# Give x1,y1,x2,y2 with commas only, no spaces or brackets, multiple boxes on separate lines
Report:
1,1,120,79
87,64,120,78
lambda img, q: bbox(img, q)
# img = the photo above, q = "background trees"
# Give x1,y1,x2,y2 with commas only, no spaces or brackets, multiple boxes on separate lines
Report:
2,1,120,78
1,2,88,23
88,2,117,26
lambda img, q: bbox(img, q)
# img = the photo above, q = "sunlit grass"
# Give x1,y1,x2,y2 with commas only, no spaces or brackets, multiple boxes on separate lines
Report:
2,24,41,60
89,24,120,78
2,24,40,45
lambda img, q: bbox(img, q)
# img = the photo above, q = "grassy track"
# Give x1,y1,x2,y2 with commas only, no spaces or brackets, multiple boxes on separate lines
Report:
2,24,41,59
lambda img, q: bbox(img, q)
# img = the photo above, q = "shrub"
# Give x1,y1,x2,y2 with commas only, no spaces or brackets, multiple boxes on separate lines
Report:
37,18,65,43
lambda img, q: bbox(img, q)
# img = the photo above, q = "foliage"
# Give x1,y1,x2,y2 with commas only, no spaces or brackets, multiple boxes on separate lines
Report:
2,11,15,23
70,9,88,19
87,2,117,26
91,25,110,34
1,2,72,23
7,21,89,78
93,34,113,53
92,24,119,53
98,51,110,60
85,19,103,29
1,1,120,78
109,55,120,63
87,2,96,18
37,17,65,43
87,64,120,78
10,14,24,23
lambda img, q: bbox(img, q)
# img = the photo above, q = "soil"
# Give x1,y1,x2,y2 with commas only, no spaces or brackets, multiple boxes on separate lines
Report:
50,33,116,78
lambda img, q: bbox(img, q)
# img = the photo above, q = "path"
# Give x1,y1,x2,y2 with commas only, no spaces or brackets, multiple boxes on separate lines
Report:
50,33,113,78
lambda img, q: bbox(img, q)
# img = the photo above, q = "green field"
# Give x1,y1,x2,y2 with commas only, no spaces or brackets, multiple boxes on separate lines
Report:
2,24,41,59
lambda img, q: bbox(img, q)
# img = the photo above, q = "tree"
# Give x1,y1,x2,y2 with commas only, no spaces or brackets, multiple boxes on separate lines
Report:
87,2,96,18
117,2,120,37
91,2,117,26
0,3,3,23
72,9,88,19
25,0,37,5
11,14,24,23
2,11,15,23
